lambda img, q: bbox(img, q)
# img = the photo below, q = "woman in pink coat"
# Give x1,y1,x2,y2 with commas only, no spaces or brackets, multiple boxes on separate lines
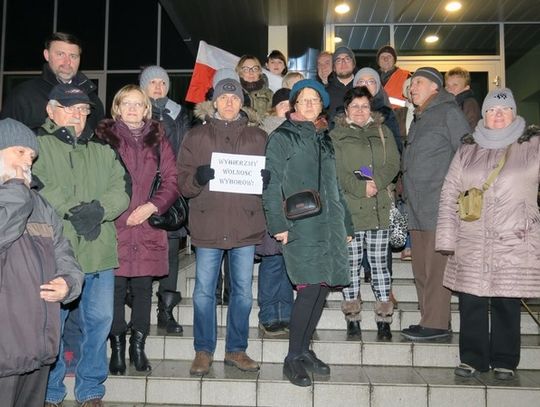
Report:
436,88,540,381
96,85,180,375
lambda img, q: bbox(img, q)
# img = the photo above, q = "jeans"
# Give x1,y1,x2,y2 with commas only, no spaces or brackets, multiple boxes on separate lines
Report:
46,269,114,404
193,246,255,353
257,255,293,325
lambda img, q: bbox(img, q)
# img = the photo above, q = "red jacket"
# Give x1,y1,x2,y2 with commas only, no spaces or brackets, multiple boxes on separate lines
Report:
96,119,179,277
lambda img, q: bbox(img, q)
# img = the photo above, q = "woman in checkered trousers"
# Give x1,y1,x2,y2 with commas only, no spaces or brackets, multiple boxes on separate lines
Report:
330,86,400,340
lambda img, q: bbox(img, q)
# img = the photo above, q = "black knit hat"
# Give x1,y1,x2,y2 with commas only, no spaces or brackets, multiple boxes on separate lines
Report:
376,45,397,62
412,67,444,90
271,88,290,108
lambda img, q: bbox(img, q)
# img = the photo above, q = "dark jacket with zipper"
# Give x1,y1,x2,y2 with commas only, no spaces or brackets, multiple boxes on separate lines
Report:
0,179,83,377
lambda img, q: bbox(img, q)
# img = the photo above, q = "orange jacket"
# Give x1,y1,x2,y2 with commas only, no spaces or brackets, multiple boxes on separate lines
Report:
383,68,410,109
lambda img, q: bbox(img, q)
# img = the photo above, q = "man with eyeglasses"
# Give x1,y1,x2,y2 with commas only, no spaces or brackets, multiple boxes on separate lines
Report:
0,32,104,134
33,83,129,407
326,46,357,123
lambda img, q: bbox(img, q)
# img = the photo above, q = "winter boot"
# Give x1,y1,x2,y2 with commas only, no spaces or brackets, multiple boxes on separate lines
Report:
109,332,126,375
157,291,184,333
129,330,151,372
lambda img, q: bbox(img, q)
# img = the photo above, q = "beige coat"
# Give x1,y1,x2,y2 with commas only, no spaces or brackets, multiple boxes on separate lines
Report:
436,127,540,298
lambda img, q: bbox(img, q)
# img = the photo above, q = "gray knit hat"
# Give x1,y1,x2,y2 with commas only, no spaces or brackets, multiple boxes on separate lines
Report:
0,118,39,155
212,68,240,88
212,78,244,103
481,88,516,116
139,66,170,92
333,46,355,65
411,67,444,90
353,67,382,94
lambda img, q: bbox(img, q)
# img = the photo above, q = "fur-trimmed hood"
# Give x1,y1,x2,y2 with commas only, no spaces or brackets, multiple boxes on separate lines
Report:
333,111,385,129
461,123,540,145
194,100,262,127
94,118,164,149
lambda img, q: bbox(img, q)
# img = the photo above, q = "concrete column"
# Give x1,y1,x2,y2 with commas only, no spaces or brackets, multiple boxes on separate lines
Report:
268,25,288,58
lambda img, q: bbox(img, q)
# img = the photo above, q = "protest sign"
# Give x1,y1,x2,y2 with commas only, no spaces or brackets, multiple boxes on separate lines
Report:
209,152,266,194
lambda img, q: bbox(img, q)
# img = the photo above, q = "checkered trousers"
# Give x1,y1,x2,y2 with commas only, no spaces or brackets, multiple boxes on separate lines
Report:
342,229,391,302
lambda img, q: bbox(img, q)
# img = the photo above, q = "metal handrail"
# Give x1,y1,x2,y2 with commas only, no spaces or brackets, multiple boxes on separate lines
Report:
521,299,540,327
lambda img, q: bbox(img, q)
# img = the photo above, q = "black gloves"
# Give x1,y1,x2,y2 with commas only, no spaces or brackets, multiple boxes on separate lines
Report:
261,169,271,190
68,200,105,241
195,165,215,186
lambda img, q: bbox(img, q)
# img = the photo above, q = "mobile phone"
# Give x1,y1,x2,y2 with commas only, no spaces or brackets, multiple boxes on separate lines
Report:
353,165,373,181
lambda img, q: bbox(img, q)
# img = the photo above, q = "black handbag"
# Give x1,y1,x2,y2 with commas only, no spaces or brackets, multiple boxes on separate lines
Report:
283,141,322,220
148,146,188,231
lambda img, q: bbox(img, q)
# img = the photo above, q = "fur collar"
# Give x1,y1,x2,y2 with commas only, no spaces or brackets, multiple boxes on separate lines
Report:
333,111,385,129
94,118,163,149
462,124,540,145
194,100,262,126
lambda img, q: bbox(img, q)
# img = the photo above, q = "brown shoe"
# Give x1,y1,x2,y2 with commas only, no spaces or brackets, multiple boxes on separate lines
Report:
224,351,260,372
190,351,213,376
79,399,103,407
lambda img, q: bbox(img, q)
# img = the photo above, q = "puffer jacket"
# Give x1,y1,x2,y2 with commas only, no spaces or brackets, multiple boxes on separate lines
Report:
436,125,540,298
402,89,471,231
177,102,267,249
0,180,83,377
263,117,354,286
331,113,400,231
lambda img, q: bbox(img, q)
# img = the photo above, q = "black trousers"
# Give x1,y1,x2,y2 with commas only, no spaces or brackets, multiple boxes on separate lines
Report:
112,276,153,335
0,366,50,407
158,237,180,294
458,292,521,371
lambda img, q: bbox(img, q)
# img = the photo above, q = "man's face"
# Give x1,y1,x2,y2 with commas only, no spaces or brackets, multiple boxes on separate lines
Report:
46,102,89,136
409,76,438,106
445,75,470,96
317,54,332,80
0,146,35,185
215,94,242,121
266,58,286,75
145,78,168,99
333,53,355,79
377,52,395,72
44,41,81,82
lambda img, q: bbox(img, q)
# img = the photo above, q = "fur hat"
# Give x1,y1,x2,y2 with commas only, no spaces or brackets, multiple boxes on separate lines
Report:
290,79,330,109
212,78,244,103
139,65,170,92
0,118,39,155
411,67,444,90
481,88,517,115
376,45,397,62
353,67,382,94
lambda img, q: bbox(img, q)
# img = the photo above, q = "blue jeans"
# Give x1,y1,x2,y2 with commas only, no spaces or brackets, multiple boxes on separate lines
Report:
46,269,114,404
257,255,293,325
194,246,255,353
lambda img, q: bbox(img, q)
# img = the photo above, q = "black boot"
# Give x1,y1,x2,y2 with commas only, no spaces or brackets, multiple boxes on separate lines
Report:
346,321,362,338
109,333,126,375
157,291,184,334
129,330,151,372
377,321,392,340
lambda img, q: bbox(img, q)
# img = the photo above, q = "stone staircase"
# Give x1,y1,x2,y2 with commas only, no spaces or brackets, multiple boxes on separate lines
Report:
62,251,540,406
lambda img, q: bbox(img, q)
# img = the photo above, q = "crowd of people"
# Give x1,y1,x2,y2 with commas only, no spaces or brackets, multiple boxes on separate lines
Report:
0,31,539,406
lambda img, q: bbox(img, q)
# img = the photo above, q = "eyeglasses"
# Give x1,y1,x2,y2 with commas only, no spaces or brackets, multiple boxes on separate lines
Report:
335,56,353,64
348,104,370,112
120,101,145,109
485,106,513,116
241,66,261,73
56,104,91,115
356,79,377,86
296,98,321,106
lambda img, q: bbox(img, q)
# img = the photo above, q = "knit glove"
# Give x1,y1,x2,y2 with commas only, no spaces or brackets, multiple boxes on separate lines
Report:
195,165,215,186
68,200,105,236
261,169,271,190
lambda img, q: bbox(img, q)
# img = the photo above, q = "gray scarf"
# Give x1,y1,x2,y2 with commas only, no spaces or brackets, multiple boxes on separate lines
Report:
473,115,525,149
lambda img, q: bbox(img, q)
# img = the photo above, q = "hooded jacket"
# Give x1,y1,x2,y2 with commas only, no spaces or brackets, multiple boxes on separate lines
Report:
326,74,354,121
436,125,540,298
0,64,105,133
0,180,83,377
402,89,471,231
33,119,130,273
177,102,266,249
331,113,400,230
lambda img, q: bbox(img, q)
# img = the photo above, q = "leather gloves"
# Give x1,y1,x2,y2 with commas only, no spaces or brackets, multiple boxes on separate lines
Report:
68,200,105,241
261,169,271,190
195,165,215,186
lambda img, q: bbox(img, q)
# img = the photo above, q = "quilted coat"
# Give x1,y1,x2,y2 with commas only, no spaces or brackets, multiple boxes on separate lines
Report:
435,126,540,298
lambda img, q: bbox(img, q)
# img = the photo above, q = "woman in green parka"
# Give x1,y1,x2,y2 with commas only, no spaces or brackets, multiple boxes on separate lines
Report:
262,79,353,387
331,86,400,341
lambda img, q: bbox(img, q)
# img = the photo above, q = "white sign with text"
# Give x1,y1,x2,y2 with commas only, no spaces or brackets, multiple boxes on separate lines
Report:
209,152,266,195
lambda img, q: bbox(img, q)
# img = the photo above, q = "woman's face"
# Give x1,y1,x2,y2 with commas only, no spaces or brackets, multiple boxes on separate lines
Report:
346,96,371,127
484,105,514,129
239,58,261,83
355,75,378,97
118,90,148,126
294,88,322,123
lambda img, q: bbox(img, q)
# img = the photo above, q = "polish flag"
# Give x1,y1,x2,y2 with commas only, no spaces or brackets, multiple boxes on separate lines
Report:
185,41,283,103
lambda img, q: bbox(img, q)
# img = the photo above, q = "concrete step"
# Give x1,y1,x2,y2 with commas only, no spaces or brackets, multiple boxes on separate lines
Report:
63,361,540,406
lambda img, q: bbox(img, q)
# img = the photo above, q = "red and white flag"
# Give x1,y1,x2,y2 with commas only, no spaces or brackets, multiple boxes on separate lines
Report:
186,41,283,103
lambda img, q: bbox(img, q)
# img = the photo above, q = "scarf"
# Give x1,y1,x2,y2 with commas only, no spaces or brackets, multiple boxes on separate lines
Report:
289,112,328,131
241,77,265,92
473,115,525,149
